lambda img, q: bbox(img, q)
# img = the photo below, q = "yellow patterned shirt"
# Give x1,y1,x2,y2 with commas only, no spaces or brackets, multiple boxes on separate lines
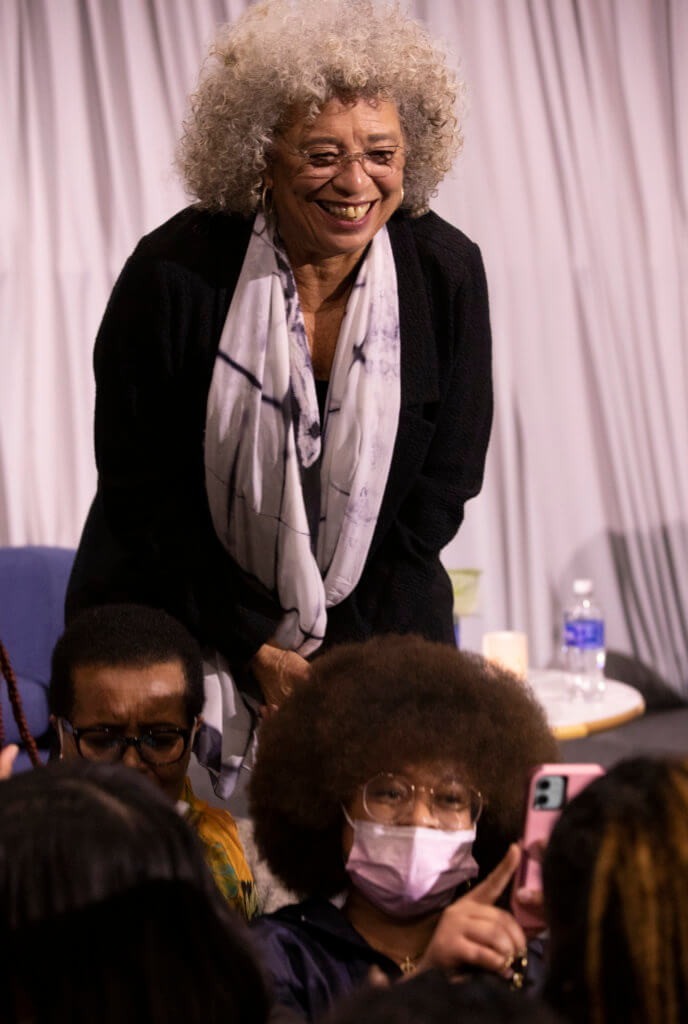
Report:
181,778,259,920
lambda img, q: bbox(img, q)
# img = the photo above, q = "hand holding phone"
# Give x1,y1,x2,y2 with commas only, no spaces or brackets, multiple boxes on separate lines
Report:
510,763,604,932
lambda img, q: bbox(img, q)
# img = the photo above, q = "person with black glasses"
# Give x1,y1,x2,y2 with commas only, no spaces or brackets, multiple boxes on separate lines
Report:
48,603,258,920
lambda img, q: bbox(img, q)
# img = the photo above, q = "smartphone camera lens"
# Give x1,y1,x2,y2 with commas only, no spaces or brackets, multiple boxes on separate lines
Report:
537,779,551,790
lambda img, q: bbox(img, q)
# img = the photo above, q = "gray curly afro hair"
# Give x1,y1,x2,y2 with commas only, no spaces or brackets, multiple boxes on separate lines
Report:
177,0,465,218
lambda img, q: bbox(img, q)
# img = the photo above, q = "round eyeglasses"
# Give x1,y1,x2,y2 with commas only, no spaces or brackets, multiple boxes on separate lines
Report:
59,718,196,767
284,142,404,180
362,772,482,830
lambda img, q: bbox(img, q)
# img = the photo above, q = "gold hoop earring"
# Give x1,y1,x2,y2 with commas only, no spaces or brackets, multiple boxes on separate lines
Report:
399,186,405,206
261,183,274,218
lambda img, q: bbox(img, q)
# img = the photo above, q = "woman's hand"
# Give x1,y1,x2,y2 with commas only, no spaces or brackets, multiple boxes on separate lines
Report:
512,885,546,937
512,839,547,937
0,744,19,780
415,844,527,981
250,644,311,713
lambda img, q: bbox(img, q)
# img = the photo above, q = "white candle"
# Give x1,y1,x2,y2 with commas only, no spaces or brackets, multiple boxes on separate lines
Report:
482,631,528,679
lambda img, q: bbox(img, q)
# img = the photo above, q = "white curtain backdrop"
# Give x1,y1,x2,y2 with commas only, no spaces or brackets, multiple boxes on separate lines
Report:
1,0,686,693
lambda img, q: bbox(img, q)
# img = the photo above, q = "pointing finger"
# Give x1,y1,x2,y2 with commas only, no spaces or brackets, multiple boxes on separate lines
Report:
465,843,521,906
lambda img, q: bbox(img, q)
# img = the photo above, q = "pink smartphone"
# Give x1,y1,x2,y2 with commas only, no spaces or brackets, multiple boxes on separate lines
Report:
510,763,604,930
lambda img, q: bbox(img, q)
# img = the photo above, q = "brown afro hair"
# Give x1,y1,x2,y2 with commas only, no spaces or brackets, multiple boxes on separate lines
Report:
249,635,558,899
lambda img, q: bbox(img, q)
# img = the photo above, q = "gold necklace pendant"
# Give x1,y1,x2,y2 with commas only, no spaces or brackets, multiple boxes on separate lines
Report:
399,955,418,975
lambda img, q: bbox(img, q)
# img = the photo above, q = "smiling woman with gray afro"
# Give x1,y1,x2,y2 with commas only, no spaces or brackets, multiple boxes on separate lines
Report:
68,0,494,830
178,0,464,216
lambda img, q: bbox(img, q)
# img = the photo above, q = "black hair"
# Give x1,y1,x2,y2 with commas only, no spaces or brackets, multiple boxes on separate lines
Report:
324,971,564,1024
250,634,558,897
543,757,688,1024
49,604,204,723
0,761,271,1024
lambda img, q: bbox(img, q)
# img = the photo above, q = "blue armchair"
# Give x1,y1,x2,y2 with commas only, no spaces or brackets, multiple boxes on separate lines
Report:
0,546,75,773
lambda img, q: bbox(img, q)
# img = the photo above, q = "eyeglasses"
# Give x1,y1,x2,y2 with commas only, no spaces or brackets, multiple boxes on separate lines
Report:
362,773,482,830
58,718,196,767
282,141,404,180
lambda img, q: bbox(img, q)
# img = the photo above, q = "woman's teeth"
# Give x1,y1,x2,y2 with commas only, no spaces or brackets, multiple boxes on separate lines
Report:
319,201,372,221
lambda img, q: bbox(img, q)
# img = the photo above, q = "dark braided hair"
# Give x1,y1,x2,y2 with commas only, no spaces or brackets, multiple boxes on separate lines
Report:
0,637,40,767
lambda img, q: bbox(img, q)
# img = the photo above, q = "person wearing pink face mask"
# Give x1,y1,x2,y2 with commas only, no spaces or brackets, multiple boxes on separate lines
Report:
249,635,558,1020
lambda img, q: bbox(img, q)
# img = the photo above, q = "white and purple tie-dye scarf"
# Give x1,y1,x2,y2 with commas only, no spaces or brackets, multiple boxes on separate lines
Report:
205,212,401,656
199,213,400,797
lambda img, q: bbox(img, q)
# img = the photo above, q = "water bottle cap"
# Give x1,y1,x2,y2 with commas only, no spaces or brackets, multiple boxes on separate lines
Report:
573,578,593,596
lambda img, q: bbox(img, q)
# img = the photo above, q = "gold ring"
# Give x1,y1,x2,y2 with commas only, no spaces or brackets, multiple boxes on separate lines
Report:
510,952,528,990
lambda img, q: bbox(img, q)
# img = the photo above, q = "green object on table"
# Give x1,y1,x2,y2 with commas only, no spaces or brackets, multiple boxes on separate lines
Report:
447,569,482,617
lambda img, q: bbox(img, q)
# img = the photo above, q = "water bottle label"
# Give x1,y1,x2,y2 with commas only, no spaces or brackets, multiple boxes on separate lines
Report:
564,619,605,649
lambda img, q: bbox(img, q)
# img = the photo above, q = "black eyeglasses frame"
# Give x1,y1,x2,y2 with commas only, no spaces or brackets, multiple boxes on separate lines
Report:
58,718,195,767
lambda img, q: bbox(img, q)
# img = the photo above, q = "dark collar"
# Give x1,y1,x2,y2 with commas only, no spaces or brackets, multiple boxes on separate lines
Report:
265,898,402,974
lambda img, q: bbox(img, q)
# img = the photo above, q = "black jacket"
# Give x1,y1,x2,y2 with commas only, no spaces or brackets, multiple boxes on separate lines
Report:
251,899,545,1021
252,899,402,1020
66,207,492,670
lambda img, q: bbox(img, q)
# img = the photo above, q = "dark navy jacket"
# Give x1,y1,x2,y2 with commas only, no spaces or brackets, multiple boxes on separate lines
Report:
252,898,402,1021
252,898,546,1021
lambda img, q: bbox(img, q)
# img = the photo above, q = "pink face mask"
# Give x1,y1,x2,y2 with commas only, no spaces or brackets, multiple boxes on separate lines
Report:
343,811,478,918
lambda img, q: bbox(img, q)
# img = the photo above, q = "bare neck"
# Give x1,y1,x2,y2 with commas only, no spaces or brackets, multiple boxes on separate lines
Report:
343,886,440,964
290,252,362,314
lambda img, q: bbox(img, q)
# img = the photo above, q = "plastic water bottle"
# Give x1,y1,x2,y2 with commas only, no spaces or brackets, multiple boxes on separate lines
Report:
562,579,606,699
